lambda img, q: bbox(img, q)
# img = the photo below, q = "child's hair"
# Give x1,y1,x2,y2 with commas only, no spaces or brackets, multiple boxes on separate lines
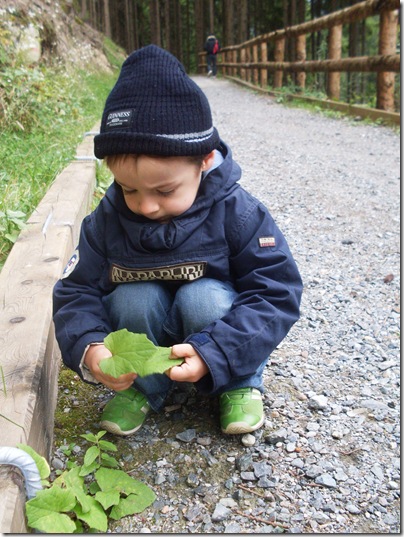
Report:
105,153,207,169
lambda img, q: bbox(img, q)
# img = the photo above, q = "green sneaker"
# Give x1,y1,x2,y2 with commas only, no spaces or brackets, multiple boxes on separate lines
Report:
220,388,264,435
100,388,150,436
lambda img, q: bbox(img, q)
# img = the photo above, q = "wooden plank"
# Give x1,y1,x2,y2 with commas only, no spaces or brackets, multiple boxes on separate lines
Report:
0,132,97,533
221,54,401,73
225,75,400,125
0,466,27,533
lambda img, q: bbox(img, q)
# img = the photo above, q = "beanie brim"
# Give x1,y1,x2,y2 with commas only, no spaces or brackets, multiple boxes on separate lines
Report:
94,128,220,158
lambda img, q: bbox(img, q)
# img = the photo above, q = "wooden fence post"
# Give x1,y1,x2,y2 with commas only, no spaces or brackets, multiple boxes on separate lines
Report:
260,41,268,88
295,33,306,90
328,23,342,100
274,36,285,88
245,45,251,83
241,46,246,81
253,43,259,85
377,8,398,111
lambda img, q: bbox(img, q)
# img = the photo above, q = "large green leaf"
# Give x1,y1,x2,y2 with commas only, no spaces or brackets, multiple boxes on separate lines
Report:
95,467,146,494
95,489,120,510
95,467,156,519
100,329,184,378
110,489,156,520
26,487,77,533
74,495,108,532
64,466,92,514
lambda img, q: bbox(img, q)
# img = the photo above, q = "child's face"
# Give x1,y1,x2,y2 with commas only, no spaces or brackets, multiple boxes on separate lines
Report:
109,153,214,223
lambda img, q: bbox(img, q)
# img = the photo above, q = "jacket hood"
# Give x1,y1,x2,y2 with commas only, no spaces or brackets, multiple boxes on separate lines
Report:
101,140,241,252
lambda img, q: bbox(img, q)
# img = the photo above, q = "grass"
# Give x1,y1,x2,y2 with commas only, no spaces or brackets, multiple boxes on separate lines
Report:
0,41,124,269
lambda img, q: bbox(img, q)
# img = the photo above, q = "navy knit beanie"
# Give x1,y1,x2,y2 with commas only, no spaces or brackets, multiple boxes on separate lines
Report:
94,45,220,158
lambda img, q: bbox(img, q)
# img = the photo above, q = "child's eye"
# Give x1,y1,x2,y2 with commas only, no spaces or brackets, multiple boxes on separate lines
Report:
158,190,174,197
122,188,137,195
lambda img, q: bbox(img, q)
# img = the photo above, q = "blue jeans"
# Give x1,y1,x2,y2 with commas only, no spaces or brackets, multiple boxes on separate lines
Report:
103,278,268,411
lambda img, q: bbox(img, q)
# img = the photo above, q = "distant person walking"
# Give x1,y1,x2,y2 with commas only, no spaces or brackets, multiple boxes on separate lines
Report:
204,34,220,77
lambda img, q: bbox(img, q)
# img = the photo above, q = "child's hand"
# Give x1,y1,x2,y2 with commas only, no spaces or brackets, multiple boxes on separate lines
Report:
168,344,209,383
84,344,137,390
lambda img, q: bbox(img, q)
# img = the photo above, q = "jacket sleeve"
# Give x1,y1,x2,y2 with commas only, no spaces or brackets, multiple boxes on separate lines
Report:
52,211,114,378
187,199,303,394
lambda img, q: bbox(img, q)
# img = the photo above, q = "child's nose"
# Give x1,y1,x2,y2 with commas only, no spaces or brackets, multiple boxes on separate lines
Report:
138,196,159,216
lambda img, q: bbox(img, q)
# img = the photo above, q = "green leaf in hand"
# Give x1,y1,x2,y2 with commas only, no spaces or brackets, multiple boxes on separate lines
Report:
99,329,184,378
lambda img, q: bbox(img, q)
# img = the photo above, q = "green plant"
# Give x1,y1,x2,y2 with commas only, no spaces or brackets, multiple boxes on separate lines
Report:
0,209,27,244
21,431,156,533
0,364,24,429
93,161,113,208
102,37,126,71
0,55,120,270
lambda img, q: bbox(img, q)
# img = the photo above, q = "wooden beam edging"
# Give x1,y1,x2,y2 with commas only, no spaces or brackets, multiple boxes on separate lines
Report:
0,131,98,533
225,75,400,126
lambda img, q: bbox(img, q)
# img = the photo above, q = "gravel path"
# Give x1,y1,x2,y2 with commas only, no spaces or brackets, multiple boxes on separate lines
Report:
56,77,400,533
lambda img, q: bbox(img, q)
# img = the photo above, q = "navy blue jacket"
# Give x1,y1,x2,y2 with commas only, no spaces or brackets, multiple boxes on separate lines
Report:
53,142,302,393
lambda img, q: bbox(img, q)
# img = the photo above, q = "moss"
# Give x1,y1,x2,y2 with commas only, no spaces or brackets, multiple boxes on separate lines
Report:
54,367,106,441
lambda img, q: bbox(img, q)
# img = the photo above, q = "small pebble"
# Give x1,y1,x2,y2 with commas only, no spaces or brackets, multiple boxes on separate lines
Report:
241,433,256,446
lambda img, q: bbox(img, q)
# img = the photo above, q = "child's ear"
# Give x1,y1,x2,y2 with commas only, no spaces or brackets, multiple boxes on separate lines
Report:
201,151,216,171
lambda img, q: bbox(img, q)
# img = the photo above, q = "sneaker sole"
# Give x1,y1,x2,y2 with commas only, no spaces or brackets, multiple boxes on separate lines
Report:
100,419,143,436
221,415,265,435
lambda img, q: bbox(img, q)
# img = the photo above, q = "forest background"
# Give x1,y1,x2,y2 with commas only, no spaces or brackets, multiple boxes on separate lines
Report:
77,0,401,108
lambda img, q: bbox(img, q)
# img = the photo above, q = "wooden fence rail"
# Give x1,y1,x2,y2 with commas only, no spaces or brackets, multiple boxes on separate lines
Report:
199,0,400,118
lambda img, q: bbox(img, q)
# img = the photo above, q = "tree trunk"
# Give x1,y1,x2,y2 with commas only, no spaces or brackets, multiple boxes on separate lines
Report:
173,0,182,60
208,0,214,34
184,0,190,70
195,0,204,72
224,0,235,46
163,0,170,51
81,0,88,21
150,0,161,46
133,0,140,50
237,0,248,43
297,0,305,23
103,0,111,38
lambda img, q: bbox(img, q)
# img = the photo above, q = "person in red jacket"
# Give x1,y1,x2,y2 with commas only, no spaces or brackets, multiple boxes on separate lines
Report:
204,34,220,77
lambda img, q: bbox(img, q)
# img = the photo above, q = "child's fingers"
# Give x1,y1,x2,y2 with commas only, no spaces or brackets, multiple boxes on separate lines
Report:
170,343,194,359
168,360,194,381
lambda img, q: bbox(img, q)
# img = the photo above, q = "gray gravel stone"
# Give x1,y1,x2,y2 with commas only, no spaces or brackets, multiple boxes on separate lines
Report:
212,503,231,522
224,522,241,532
176,428,196,442
315,474,338,488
